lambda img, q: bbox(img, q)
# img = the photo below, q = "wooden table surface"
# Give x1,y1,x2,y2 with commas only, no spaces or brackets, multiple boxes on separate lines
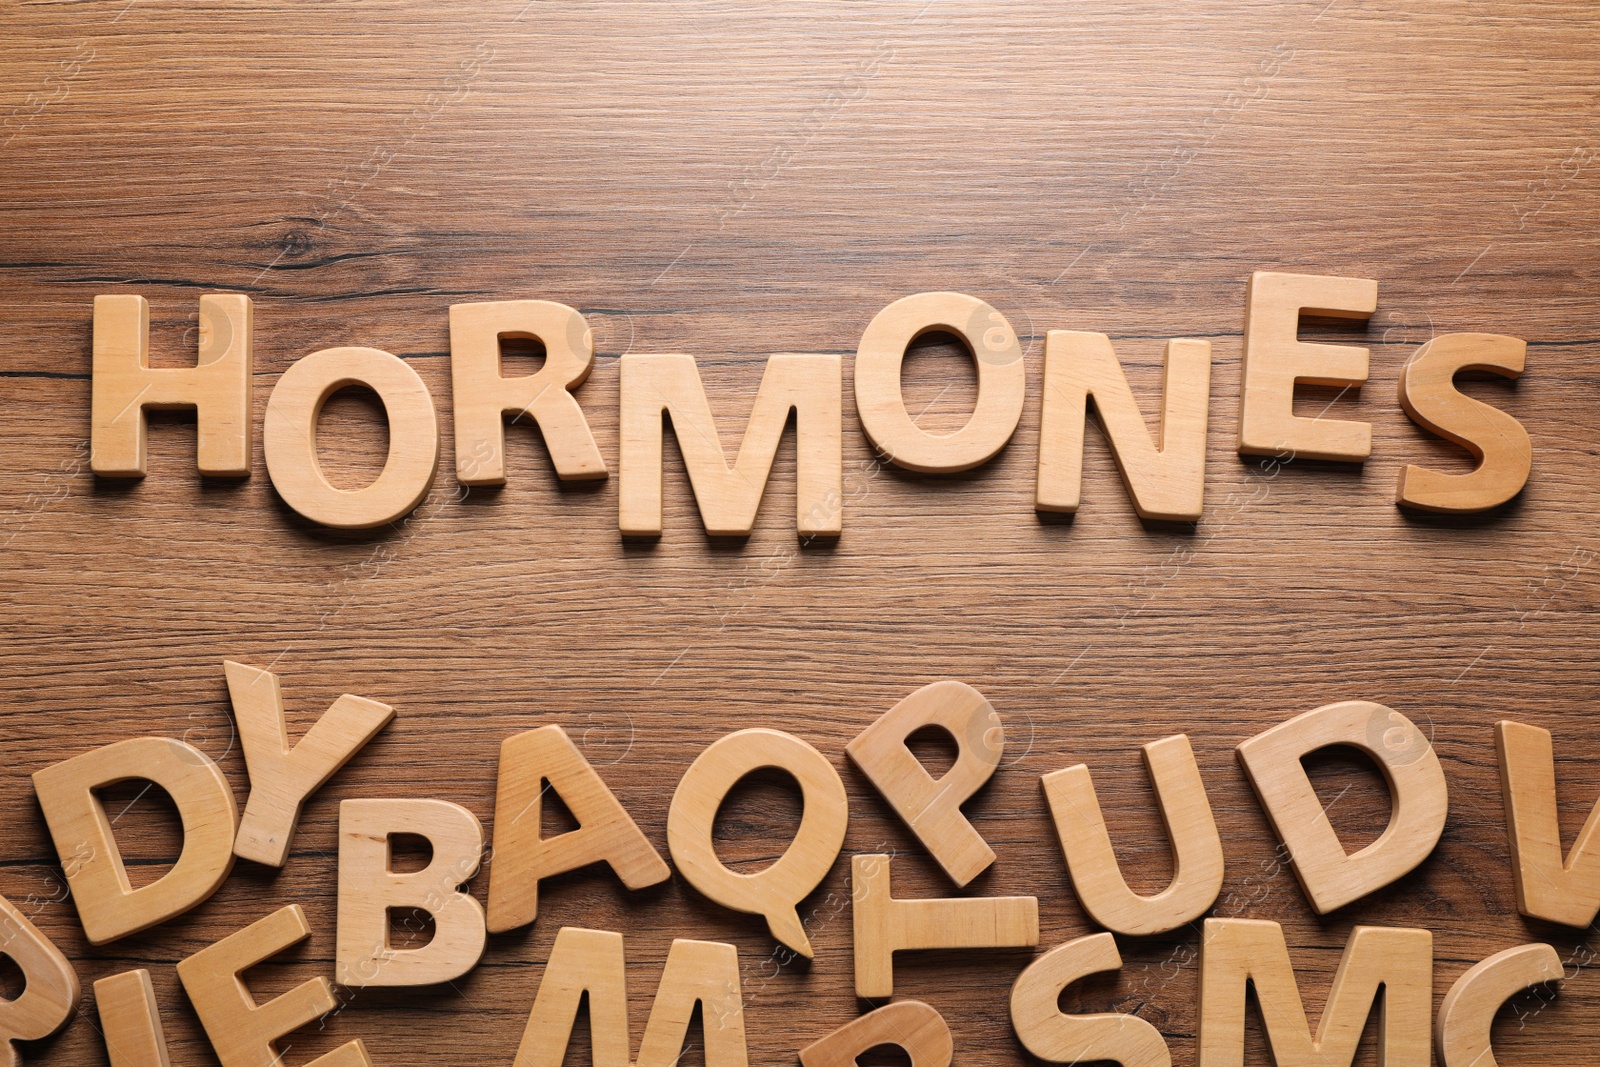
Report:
5,1,1600,1064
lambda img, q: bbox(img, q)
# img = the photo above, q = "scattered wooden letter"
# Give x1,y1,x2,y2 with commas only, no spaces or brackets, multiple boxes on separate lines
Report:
618,352,842,537
1011,932,1170,1067
1496,719,1600,927
854,292,1025,473
0,893,79,1066
225,659,395,868
634,939,748,1067
1396,333,1531,513
1036,332,1212,521
851,853,1039,998
1197,919,1432,1067
448,299,607,485
1042,733,1224,936
178,904,372,1067
262,346,439,529
1235,701,1447,913
845,680,1004,887
1437,943,1563,1067
799,1001,952,1067
336,798,486,987
668,729,848,957
1237,272,1378,462
511,927,748,1067
91,293,253,478
95,969,171,1067
488,724,669,933
511,927,630,1067
32,736,238,944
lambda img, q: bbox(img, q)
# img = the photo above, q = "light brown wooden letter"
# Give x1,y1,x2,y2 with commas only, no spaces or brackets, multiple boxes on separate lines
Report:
32,736,238,944
225,660,395,867
668,729,847,957
95,969,171,1067
0,893,79,1066
449,299,607,485
1235,701,1447,913
91,293,252,478
177,904,372,1067
1042,734,1223,936
1396,333,1530,513
852,853,1038,998
1437,943,1562,1067
619,353,841,537
1036,332,1212,520
263,346,439,529
854,291,1025,473
336,798,485,987
1238,272,1378,461
511,927,748,1067
1496,719,1600,926
1011,933,1170,1067
1198,920,1431,1067
846,680,1004,886
799,1001,952,1067
488,724,669,933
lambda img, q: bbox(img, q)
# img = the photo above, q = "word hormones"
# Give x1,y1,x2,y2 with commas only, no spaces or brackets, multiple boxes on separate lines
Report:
88,273,1532,533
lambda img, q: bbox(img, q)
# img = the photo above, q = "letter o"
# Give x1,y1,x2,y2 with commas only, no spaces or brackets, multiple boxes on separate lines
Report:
854,291,1025,473
264,346,439,529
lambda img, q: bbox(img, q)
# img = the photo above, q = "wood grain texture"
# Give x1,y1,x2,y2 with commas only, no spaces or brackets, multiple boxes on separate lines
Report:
4,1,1600,1064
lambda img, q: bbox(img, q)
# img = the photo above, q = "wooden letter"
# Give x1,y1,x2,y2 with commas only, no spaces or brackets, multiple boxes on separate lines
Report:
1496,719,1600,926
0,894,79,1065
851,853,1038,998
91,293,252,478
1235,701,1447,914
1011,933,1170,1067
511,927,630,1067
668,729,847,957
1436,943,1562,1067
1042,734,1223,936
95,969,171,1067
511,927,747,1067
635,939,748,1067
1396,333,1531,513
1036,332,1212,520
845,680,1004,886
1237,272,1378,461
618,352,841,537
448,299,607,485
488,724,669,933
263,346,439,529
799,1001,952,1067
225,659,395,868
1197,920,1431,1067
336,798,486,987
854,291,1025,473
177,904,371,1067
32,736,238,944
